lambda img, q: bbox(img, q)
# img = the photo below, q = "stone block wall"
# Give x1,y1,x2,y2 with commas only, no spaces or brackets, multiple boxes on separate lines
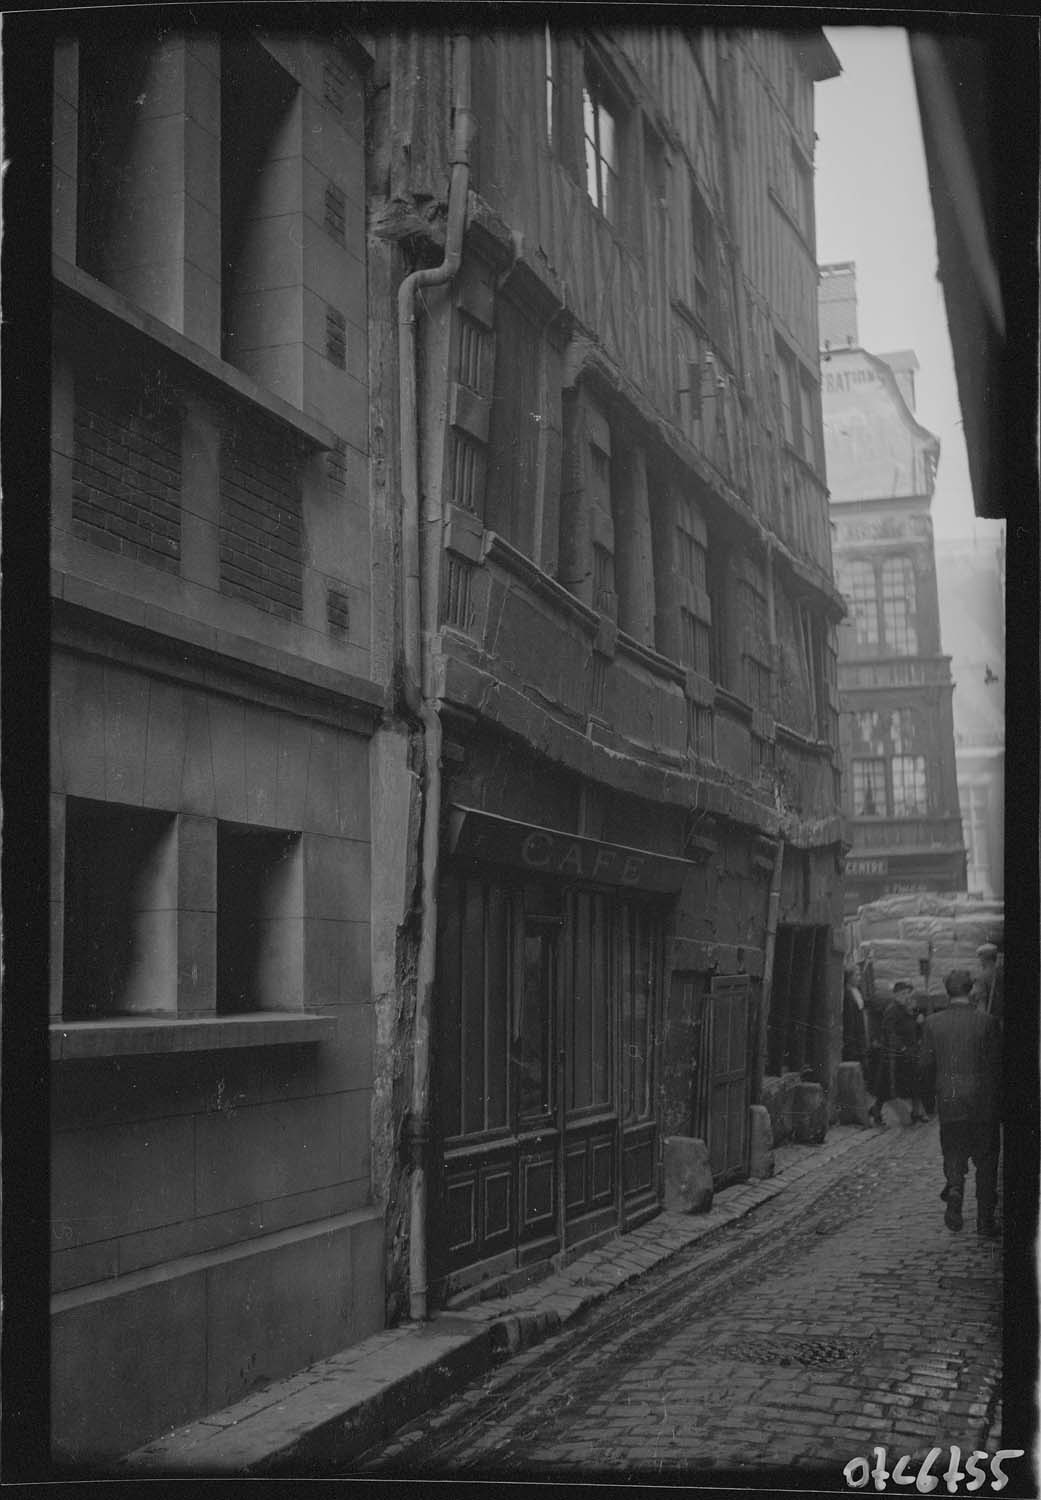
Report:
48,642,383,1460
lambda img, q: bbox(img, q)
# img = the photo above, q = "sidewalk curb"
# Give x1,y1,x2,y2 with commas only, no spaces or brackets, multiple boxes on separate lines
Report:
120,1124,900,1475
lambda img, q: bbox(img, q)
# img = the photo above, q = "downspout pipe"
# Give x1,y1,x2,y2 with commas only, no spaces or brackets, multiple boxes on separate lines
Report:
399,34,474,1323
756,837,785,1102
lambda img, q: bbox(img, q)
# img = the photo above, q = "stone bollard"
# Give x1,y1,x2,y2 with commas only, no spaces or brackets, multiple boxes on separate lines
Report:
835,1061,871,1126
748,1105,775,1179
662,1136,714,1213
791,1082,828,1143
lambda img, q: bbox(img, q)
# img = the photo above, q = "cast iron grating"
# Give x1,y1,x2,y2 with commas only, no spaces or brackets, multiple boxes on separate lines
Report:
704,1333,873,1368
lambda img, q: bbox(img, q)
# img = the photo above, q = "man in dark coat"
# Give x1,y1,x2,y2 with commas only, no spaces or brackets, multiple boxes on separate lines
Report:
875,981,927,1123
917,968,1002,1236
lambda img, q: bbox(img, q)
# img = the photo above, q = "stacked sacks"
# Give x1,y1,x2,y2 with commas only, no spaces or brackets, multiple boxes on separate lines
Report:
854,894,1003,1002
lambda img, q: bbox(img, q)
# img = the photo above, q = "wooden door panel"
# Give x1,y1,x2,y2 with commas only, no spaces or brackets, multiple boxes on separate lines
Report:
706,975,752,1185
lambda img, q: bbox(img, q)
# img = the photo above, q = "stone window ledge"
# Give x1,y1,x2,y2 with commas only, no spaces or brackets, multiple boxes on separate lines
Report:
50,1013,337,1060
53,255,342,455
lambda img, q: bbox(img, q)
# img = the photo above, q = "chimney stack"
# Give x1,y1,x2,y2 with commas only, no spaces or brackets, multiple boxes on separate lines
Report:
819,262,859,349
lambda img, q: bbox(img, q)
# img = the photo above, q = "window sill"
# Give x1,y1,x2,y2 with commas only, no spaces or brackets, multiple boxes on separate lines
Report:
50,1012,337,1060
776,723,834,756
52,256,341,455
482,531,601,632
714,686,754,722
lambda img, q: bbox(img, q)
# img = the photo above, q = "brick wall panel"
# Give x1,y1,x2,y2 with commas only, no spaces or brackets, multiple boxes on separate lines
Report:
219,416,304,619
72,369,183,573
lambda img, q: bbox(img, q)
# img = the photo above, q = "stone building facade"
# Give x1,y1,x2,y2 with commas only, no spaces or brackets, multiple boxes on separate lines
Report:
49,28,384,1462
819,263,967,914
934,532,1005,900
48,20,847,1462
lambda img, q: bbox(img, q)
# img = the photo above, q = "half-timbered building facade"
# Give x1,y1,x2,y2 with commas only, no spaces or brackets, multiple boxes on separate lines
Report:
371,25,847,1310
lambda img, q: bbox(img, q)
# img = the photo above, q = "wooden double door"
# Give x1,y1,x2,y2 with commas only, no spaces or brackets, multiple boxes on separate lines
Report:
433,872,663,1299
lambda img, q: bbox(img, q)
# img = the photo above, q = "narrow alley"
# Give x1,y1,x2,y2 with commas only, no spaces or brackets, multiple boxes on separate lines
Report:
355,1121,1009,1487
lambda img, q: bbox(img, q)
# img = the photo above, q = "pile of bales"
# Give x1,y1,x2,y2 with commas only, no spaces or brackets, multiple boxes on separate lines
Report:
851,892,1003,1002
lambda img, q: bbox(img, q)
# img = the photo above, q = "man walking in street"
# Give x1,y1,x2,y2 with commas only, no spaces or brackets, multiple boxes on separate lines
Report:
917,968,1002,1237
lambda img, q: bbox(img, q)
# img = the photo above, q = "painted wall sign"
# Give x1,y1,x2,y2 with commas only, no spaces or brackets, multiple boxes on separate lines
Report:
447,806,693,893
821,351,938,502
846,857,888,876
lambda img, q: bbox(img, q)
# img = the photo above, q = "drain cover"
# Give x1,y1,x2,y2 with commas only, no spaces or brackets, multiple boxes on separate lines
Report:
705,1334,871,1368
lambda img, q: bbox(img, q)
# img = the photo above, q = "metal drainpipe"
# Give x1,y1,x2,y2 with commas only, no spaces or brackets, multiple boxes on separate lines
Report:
756,838,785,1100
398,33,474,1323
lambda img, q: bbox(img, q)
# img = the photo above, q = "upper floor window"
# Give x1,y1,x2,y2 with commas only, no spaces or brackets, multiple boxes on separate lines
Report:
676,514,711,678
786,139,813,242
891,755,927,816
776,337,798,448
776,337,820,472
706,544,730,688
486,295,542,557
880,556,918,655
583,58,620,223
852,757,886,817
837,558,879,646
544,24,556,145
798,373,819,470
689,180,718,329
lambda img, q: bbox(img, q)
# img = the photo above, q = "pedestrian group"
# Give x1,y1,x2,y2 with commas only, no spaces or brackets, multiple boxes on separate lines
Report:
842,943,1002,1237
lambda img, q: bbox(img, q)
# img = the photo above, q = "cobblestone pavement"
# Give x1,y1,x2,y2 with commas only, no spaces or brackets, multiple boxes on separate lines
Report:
355,1121,1013,1488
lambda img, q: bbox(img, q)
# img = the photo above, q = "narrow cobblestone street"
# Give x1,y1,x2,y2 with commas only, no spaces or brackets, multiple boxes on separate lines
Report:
355,1121,1010,1487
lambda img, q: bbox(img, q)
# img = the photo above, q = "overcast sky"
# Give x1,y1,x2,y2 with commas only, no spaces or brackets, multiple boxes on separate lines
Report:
813,25,1004,546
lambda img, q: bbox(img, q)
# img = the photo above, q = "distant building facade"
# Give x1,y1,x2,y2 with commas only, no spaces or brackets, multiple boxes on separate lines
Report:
935,533,1005,899
820,263,967,914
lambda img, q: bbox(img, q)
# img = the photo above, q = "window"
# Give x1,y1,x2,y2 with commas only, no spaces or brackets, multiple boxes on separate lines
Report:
838,558,879,646
519,919,555,1120
880,556,918,655
891,756,927,816
486,296,542,555
677,524,708,593
76,37,157,291
620,901,656,1123
63,798,178,1018
438,877,512,1139
789,141,813,240
688,699,714,760
583,58,619,222
690,181,716,326
852,758,887,817
544,24,556,145
217,824,303,1013
707,545,729,686
740,574,771,711
569,890,614,1111
775,338,797,447
676,516,711,675
799,373,818,470
221,39,300,375
593,541,616,615
799,606,829,740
